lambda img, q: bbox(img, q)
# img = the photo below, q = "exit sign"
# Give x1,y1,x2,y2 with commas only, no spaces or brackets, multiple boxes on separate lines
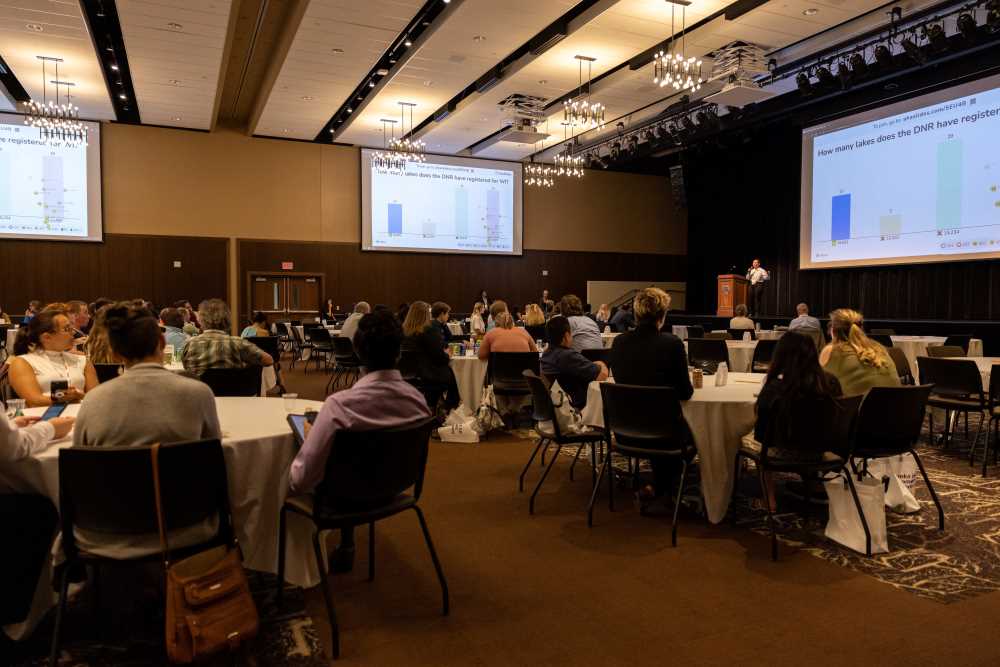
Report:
281,261,294,270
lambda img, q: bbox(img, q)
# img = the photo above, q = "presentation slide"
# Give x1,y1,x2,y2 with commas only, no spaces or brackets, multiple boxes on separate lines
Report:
0,114,103,242
800,73,1000,269
361,149,522,255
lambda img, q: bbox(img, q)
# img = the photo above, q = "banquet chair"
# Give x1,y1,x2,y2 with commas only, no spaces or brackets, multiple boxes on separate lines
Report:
581,348,611,365
943,334,973,354
246,336,286,394
850,385,943,530
795,327,826,354
488,351,539,405
524,324,546,342
870,328,896,335
737,394,863,560
520,371,607,515
304,328,335,373
287,324,314,370
750,339,779,373
728,328,756,341
398,349,448,412
93,363,124,384
917,356,986,450
869,334,893,348
704,331,731,340
0,363,18,402
0,324,9,364
0,494,57,626
328,336,362,395
686,337,730,371
927,345,965,358
276,419,447,660
200,365,263,397
51,440,234,666
686,325,705,339
888,347,914,384
979,366,1000,477
589,383,694,543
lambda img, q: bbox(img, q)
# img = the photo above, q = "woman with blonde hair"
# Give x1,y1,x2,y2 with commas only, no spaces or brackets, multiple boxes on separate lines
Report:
401,301,459,409
820,308,898,397
523,303,545,327
470,302,487,335
85,306,118,365
595,303,611,330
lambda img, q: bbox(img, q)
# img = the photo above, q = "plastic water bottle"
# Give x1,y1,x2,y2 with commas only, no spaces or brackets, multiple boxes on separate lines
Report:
603,326,611,334
742,331,751,342
715,362,729,387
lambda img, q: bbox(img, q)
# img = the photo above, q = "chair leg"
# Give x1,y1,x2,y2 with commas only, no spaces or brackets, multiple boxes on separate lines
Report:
844,472,873,557
587,447,611,527
412,506,449,616
49,561,72,667
608,442,616,512
276,505,288,606
518,437,547,492
671,459,689,547
909,448,944,531
530,443,563,514
568,443,585,482
368,522,376,582
756,465,778,561
312,531,340,660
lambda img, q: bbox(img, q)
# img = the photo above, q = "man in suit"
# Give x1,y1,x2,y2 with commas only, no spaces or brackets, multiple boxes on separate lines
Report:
430,301,453,347
746,258,769,317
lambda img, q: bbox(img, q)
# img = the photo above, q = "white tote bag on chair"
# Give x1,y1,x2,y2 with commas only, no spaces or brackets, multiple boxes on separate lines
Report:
865,454,921,514
824,473,889,555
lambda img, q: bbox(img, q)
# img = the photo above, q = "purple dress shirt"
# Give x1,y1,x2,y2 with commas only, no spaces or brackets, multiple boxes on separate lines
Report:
289,369,432,493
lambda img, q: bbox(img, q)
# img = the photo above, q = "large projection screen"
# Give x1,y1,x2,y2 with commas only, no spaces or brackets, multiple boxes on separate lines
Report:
361,148,523,255
800,73,1000,269
0,114,103,242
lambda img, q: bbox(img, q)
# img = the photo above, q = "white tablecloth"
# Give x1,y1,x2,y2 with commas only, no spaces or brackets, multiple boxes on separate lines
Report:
0,397,324,639
601,333,619,348
450,355,487,411
4,326,17,353
891,336,983,375
756,330,785,341
685,340,757,373
165,361,277,396
447,322,464,336
580,373,764,523
671,325,689,340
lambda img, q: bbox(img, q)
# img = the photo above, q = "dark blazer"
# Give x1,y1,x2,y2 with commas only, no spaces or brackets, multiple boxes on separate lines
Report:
431,319,452,346
609,323,693,400
401,326,452,386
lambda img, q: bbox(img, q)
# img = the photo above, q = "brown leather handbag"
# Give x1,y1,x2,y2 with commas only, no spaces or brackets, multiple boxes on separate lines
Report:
151,443,259,663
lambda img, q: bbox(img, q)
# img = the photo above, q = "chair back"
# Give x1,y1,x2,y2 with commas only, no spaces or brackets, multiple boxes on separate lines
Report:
751,339,778,372
94,363,124,384
303,325,322,341
917,356,983,398
522,370,565,438
524,324,546,341
58,439,232,557
246,335,280,360
870,328,896,335
989,364,1000,411
854,385,933,456
600,383,686,455
200,366,263,397
943,334,973,354
687,337,730,369
308,328,333,345
314,419,436,510
794,327,826,353
0,364,18,403
927,345,965,358
581,348,611,364
489,351,540,394
686,325,705,339
332,335,361,365
869,334,893,347
728,328,756,341
759,394,862,458
704,331,731,340
887,347,913,384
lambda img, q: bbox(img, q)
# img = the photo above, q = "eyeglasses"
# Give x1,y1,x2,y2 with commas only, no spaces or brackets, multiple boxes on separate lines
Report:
49,326,74,334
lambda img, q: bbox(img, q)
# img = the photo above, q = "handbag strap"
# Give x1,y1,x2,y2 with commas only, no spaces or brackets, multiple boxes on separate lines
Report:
150,442,172,568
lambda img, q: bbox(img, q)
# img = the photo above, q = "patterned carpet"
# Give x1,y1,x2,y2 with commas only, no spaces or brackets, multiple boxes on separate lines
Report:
8,571,325,666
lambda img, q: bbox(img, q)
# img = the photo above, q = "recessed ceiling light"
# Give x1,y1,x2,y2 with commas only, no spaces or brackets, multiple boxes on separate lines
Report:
168,79,181,85
404,39,413,47
172,116,182,121
347,108,353,113
802,8,819,16
282,129,289,133
369,81,375,88
301,95,314,101
423,80,433,87
331,48,344,54
473,35,486,42
538,79,548,85
25,23,43,32
118,93,127,100
110,64,119,71
167,22,183,30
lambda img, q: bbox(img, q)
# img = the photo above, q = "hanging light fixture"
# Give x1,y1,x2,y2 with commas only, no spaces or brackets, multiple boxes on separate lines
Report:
563,55,605,131
652,1,704,94
553,123,584,179
22,56,87,146
387,101,426,162
373,119,405,170
524,162,555,188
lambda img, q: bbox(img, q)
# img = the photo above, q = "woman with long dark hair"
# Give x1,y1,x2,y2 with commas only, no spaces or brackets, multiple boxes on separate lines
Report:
9,309,99,406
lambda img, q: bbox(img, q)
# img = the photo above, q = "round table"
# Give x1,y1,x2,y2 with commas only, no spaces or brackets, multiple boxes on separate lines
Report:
450,355,488,411
580,372,764,523
0,397,324,639
756,330,785,341
601,333,619,348
891,335,983,376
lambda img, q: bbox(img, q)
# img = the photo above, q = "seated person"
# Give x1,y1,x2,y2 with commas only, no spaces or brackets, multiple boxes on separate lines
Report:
470,302,487,335
560,294,603,352
609,302,634,332
340,301,370,343
820,308,899,397
178,306,200,336
400,301,460,409
789,302,821,330
1,411,75,462
289,309,432,571
182,299,273,376
84,306,117,365
523,303,545,328
9,309,99,407
241,311,271,338
70,301,222,557
540,316,608,409
159,307,191,354
729,304,755,330
430,301,453,347
23,300,41,324
595,303,611,331
486,300,508,331
478,311,537,359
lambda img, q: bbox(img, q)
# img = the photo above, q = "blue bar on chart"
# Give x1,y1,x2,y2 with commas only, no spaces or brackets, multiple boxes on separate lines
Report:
935,139,963,230
831,193,851,241
387,202,402,235
454,187,468,239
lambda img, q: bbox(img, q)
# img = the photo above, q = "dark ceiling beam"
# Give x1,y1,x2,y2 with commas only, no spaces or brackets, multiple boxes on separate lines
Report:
79,0,141,123
0,54,30,105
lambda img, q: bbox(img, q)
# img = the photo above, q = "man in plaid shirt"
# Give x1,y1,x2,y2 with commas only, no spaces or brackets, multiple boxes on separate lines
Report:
182,299,274,376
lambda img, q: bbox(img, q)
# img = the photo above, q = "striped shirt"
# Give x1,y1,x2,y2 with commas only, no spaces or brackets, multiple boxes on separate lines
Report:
181,329,269,377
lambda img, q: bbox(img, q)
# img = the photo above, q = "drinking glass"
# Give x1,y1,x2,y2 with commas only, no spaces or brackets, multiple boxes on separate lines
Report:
5,399,26,419
283,393,299,413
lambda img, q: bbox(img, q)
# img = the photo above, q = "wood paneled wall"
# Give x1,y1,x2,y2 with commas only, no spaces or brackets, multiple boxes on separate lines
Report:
238,239,686,319
0,234,229,312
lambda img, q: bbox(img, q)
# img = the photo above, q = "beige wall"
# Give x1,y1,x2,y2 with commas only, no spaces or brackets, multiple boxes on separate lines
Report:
102,123,684,254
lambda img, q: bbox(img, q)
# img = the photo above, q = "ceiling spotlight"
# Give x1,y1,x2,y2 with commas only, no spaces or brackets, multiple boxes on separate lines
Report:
957,13,977,41
167,22,183,30
816,65,836,86
301,95,314,101
368,81,375,88
172,116,182,121
472,35,486,42
346,108,352,113
796,71,811,94
925,24,947,51
901,37,926,63
110,64,119,71
118,93,127,100
802,8,819,16
25,23,44,32
848,52,867,76
331,48,344,54
837,60,852,87
404,39,413,47
874,44,893,69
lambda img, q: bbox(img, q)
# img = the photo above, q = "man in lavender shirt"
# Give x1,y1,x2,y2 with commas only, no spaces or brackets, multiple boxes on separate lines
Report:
289,309,431,571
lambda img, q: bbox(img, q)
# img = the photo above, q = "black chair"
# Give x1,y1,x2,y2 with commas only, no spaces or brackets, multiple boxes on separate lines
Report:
750,339,778,373
0,324,10,364
887,347,914,384
685,325,705,339
795,327,826,354
581,348,611,365
523,324,545,342
917,356,987,450
305,328,335,373
588,383,695,544
728,328,756,341
851,385,943,530
51,440,234,665
488,351,540,406
0,494,58,626
943,334,973,354
93,363,124,384
200,365,264,397
981,365,1000,477
0,363,17,402
328,336,362,395
520,371,607,515
927,345,965,358
737,394,864,559
288,324,313,369
399,349,449,412
686,337,730,371
704,331,731,340
870,328,896,335
247,335,286,394
276,419,447,660
869,334,894,348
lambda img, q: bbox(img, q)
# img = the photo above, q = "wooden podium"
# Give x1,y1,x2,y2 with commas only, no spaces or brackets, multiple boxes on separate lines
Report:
716,274,748,317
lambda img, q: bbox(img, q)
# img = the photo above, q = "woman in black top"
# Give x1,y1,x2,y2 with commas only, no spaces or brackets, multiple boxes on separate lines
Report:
400,301,460,410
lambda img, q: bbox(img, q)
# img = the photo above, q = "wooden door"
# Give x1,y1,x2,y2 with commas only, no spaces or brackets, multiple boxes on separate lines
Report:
251,276,285,314
287,276,320,318
246,273,324,324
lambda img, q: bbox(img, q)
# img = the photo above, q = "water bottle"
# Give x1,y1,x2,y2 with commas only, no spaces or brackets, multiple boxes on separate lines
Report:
715,362,728,387
603,326,611,334
742,331,751,342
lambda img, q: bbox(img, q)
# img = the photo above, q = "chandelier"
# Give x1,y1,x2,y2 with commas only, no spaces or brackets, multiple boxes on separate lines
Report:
524,125,585,188
373,101,426,170
554,151,584,178
22,56,87,146
652,1,704,93
563,55,605,130
524,163,554,187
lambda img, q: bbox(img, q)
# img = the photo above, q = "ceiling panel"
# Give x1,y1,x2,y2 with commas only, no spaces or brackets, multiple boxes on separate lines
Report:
337,0,576,149
0,0,115,120
118,0,234,130
254,0,425,140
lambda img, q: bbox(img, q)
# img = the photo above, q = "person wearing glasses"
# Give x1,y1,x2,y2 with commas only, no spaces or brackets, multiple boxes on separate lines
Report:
8,308,98,407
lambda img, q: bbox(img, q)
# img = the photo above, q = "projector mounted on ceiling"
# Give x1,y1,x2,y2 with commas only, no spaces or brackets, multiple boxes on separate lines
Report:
470,94,551,153
703,41,777,107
